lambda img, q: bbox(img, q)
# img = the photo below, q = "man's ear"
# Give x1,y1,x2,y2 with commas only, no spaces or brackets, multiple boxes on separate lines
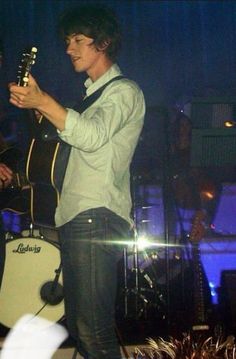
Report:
99,39,111,51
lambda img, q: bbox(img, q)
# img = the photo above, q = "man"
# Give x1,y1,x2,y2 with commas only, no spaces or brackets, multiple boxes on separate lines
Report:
9,4,145,358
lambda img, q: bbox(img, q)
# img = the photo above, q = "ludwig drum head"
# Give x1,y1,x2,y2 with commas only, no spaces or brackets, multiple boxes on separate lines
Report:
0,237,64,328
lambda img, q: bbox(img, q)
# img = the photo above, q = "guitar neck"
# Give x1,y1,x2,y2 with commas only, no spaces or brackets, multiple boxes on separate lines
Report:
17,47,37,87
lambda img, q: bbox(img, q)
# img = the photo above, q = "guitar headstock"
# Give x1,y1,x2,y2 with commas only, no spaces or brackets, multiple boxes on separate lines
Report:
17,47,37,87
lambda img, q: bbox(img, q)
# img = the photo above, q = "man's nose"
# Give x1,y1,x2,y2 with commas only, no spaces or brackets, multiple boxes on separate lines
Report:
66,43,74,55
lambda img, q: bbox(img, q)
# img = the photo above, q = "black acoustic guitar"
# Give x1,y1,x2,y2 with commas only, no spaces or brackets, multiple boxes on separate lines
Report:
17,47,71,227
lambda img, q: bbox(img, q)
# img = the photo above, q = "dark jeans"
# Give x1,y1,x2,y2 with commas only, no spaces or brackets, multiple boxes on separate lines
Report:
59,207,131,359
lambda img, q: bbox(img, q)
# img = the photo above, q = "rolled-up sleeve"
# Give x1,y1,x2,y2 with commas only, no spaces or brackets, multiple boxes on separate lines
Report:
63,108,82,135
58,82,145,153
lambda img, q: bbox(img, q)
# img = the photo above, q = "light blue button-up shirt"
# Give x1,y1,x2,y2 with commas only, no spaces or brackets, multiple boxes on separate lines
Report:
55,64,145,227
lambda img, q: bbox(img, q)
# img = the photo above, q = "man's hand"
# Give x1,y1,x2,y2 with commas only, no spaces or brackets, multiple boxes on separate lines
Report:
0,163,13,189
8,74,44,109
8,74,67,132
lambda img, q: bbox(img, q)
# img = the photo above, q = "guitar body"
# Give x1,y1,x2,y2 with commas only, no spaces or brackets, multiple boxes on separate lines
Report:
30,183,59,227
0,147,30,214
27,136,60,185
0,186,30,214
26,135,61,227
0,147,23,172
25,113,71,227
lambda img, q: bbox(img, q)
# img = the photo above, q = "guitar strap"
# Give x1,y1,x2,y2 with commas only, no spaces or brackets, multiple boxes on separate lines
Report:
54,75,125,192
74,75,124,113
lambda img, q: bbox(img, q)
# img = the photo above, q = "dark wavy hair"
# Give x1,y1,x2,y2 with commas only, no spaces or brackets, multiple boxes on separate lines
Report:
58,4,122,62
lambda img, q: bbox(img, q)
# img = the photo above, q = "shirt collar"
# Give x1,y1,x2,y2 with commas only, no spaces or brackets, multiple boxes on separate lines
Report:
84,64,122,96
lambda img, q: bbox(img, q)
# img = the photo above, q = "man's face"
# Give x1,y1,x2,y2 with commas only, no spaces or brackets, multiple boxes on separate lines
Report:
65,33,104,78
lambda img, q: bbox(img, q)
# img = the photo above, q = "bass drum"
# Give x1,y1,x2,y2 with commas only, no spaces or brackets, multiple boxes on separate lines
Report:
0,236,64,328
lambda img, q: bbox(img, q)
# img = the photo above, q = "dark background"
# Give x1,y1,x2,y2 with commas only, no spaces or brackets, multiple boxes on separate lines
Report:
1,0,236,175
1,0,236,110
